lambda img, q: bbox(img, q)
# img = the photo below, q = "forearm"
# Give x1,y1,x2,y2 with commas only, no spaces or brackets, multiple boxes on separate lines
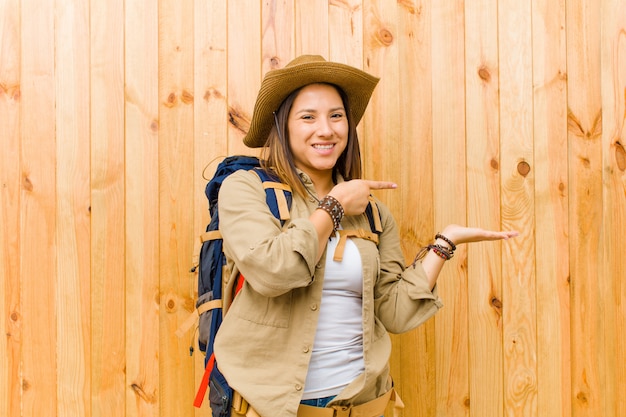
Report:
309,208,335,263
418,225,519,289
419,235,454,290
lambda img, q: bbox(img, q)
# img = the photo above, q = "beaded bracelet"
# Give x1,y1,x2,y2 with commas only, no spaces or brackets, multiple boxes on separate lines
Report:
435,233,456,251
317,195,344,231
410,240,455,268
430,244,453,260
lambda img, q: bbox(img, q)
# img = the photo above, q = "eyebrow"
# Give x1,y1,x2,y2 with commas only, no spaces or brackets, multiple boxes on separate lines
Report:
294,106,346,115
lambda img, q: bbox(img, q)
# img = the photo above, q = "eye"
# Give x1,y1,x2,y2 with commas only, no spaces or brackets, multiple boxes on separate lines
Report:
300,114,314,120
331,112,345,119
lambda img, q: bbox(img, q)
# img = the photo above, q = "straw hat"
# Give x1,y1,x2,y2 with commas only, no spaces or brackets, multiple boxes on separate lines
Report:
243,55,380,148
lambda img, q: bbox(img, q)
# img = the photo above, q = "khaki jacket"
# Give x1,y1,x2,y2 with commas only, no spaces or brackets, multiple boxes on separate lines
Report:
214,169,443,417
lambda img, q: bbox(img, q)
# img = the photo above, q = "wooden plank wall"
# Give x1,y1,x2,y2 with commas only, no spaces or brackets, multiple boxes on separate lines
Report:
1,1,625,416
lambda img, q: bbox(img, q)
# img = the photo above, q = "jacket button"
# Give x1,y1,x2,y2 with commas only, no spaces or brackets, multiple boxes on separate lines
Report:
295,384,302,391
310,304,318,311
303,346,310,353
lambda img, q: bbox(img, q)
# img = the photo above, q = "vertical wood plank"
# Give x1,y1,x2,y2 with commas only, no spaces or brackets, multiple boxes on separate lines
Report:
90,0,127,415
159,0,196,414
329,0,361,65
20,0,58,415
395,2,435,416
464,0,504,415
191,0,227,414
362,2,402,415
362,0,400,208
532,1,571,416
0,1,22,416
431,2,469,416
125,0,160,416
499,0,537,416
566,0,603,415
227,0,261,155
295,1,328,56
55,0,91,415
600,0,626,415
262,0,294,72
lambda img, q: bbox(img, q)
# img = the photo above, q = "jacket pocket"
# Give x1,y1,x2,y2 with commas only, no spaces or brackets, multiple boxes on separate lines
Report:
232,289,292,328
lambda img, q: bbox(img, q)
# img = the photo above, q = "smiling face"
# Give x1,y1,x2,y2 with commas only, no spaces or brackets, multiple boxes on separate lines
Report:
287,83,349,182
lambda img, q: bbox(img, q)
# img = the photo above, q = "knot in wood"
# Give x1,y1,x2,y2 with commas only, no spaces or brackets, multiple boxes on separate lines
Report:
181,90,194,104
478,66,491,82
22,175,33,192
377,28,394,46
615,141,626,171
165,92,177,107
517,161,531,177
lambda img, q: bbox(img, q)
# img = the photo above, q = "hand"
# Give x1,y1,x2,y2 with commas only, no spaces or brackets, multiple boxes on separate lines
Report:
437,224,519,246
328,179,397,216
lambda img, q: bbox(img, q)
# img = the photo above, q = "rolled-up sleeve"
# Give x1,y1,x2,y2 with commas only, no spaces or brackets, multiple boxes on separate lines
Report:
372,204,443,334
218,170,319,297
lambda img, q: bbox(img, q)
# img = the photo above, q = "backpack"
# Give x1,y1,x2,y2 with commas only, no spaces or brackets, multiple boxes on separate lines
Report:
176,155,383,416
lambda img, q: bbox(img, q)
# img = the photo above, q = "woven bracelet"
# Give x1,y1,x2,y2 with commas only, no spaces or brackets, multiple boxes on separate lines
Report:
318,195,344,231
435,233,456,251
430,244,453,260
410,243,454,267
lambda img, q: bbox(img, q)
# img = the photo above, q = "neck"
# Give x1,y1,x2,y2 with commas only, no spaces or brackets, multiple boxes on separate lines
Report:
307,171,334,199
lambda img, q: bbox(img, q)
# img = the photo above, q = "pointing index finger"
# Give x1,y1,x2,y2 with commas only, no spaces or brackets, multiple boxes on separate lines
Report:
366,180,398,190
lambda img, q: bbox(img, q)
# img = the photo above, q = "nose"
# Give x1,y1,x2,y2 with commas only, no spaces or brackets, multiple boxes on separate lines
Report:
316,117,333,138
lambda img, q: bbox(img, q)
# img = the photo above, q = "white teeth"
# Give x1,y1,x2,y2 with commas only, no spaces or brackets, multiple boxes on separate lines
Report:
313,144,333,149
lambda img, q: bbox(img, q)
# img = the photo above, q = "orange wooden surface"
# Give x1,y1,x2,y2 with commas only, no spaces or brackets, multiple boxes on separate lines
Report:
1,1,624,416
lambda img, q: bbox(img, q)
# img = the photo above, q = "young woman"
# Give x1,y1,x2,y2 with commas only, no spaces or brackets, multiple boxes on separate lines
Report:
213,55,518,417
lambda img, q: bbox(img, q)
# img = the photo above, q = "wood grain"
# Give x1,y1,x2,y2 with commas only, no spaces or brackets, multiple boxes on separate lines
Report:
567,0,604,415
158,0,196,414
600,0,626,415
1,1,625,416
499,0,538,416
90,0,127,415
0,1,22,416
465,0,505,415
531,1,571,416
56,1,92,415
227,0,261,156
20,0,58,415
394,1,435,416
262,0,294,74
431,2,469,416
296,1,328,56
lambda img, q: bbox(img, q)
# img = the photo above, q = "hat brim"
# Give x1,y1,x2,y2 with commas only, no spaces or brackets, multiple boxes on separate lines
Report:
243,57,380,148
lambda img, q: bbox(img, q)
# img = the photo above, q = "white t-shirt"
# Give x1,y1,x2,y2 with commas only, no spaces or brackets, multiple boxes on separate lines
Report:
302,232,365,399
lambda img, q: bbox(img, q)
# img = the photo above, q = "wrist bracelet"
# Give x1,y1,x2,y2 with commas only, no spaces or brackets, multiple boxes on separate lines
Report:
430,244,453,260
435,233,456,251
317,195,344,231
410,234,456,268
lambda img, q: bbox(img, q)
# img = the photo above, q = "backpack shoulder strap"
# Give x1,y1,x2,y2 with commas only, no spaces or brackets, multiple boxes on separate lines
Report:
332,197,383,262
252,168,292,223
365,196,383,234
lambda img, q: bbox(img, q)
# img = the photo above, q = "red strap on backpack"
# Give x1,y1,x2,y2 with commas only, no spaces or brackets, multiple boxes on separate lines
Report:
234,273,245,296
194,273,244,408
194,353,215,408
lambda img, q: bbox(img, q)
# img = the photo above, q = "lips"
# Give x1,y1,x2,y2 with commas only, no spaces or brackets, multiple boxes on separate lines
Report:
312,144,334,150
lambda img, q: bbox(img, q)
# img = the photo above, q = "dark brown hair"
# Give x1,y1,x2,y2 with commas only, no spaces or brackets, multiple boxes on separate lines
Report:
260,83,362,199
